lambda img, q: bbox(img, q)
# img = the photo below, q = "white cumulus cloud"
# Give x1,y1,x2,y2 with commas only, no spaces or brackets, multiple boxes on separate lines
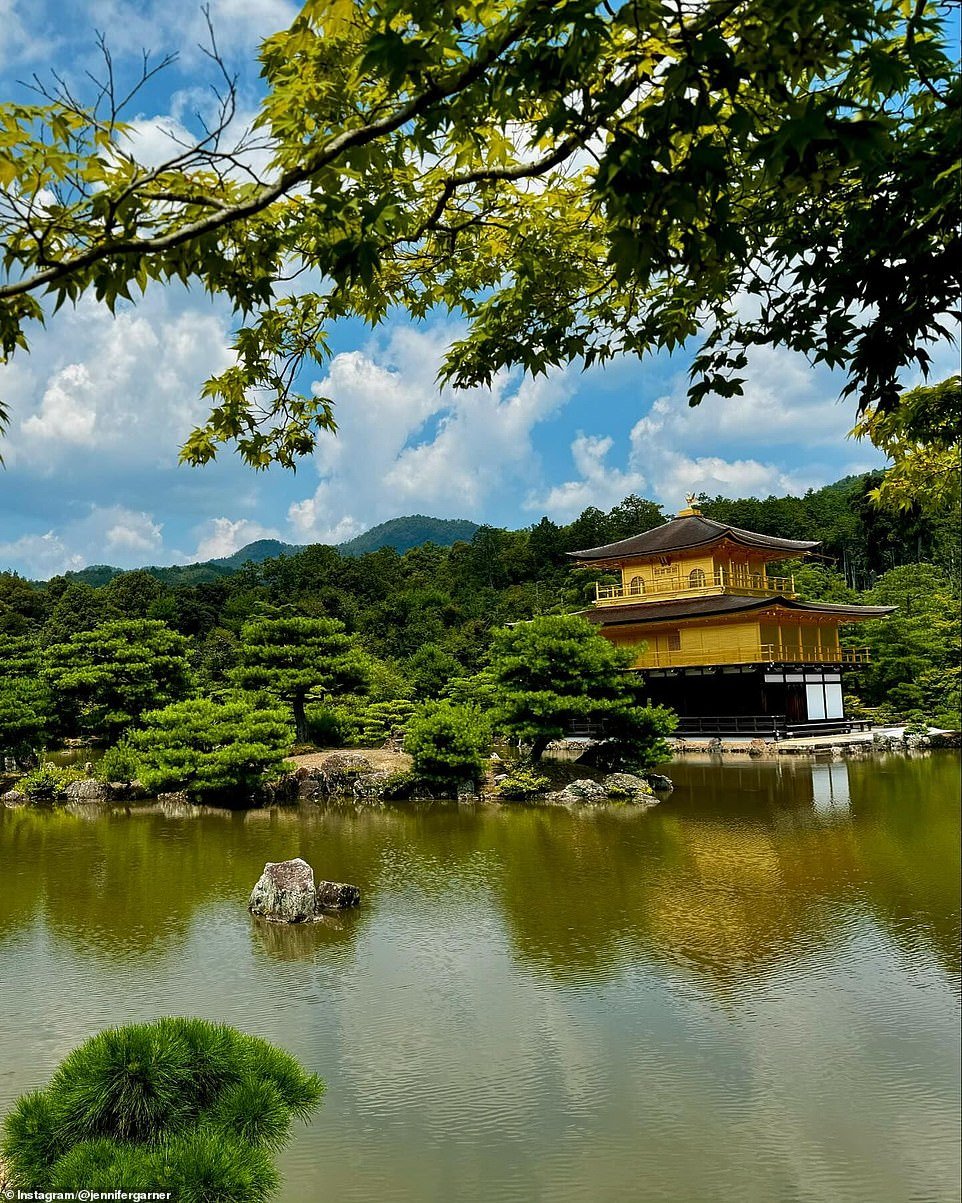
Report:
5,289,234,472
188,517,284,561
0,505,166,576
0,531,85,578
526,433,648,520
287,325,574,541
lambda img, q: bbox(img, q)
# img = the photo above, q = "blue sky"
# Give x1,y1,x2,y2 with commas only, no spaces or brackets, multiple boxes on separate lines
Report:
0,0,953,577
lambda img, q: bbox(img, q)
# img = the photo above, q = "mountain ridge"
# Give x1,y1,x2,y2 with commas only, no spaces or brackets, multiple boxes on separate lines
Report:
39,514,480,586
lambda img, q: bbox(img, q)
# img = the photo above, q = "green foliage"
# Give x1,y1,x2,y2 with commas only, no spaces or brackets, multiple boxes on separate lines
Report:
94,740,141,783
790,563,857,604
403,701,491,785
127,697,293,798
0,1018,323,1199
0,573,47,634
496,766,550,799
303,695,416,748
405,643,466,699
488,614,676,767
0,636,51,757
359,654,415,703
853,376,961,514
302,703,349,748
192,626,241,693
44,619,191,741
352,699,416,745
16,762,86,801
0,2,957,466
858,564,961,725
233,616,367,738
40,582,103,647
442,669,501,712
101,570,170,620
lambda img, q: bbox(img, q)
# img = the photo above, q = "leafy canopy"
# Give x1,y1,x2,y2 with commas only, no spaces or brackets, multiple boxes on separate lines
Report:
852,375,962,514
857,563,961,725
43,618,191,741
233,614,368,735
403,699,491,783
0,0,957,466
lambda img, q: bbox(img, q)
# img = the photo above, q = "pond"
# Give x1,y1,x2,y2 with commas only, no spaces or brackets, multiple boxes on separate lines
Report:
1,752,959,1203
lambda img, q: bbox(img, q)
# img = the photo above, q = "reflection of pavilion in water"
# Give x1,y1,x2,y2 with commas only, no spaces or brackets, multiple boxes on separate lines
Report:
666,755,852,816
810,761,851,814
497,754,960,991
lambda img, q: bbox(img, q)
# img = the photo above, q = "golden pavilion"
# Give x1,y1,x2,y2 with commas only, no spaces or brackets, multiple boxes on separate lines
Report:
569,499,894,737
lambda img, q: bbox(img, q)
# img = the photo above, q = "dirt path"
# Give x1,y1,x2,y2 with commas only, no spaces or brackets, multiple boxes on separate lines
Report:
289,747,413,773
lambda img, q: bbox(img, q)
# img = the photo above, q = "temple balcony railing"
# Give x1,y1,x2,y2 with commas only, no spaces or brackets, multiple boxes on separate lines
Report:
628,644,871,670
595,570,796,605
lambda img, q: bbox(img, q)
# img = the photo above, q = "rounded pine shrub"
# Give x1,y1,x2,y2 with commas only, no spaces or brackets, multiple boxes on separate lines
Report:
497,766,550,799
94,740,142,783
403,700,490,785
127,697,294,798
0,1018,323,1200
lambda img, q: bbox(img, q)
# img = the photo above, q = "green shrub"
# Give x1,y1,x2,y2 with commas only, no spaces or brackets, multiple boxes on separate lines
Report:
497,766,550,799
403,701,490,784
127,697,293,798
843,693,870,720
1,1018,323,1199
373,769,419,800
305,698,416,749
354,699,416,745
94,740,141,783
17,762,86,801
902,711,931,735
302,703,350,747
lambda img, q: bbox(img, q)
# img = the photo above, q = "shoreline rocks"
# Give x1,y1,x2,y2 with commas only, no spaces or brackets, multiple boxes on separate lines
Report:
548,775,661,808
248,858,360,924
669,729,961,758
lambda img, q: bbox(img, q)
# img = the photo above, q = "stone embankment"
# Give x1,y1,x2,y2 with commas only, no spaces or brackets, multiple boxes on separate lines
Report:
2,749,676,810
669,729,960,758
1,778,145,806
293,753,674,807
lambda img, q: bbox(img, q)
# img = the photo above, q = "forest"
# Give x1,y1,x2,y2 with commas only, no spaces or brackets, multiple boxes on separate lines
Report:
1,468,959,787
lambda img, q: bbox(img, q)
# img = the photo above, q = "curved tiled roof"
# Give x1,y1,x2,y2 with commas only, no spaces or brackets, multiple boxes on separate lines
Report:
568,515,819,561
580,595,895,626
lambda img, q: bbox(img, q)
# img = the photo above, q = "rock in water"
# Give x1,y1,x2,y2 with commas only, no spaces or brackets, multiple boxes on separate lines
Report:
248,858,360,923
64,779,109,802
315,880,361,910
646,773,674,793
553,778,610,805
603,773,660,804
249,858,319,923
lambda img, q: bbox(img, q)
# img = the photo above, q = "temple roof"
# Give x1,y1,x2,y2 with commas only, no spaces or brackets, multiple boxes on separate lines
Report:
568,514,820,562
579,595,895,626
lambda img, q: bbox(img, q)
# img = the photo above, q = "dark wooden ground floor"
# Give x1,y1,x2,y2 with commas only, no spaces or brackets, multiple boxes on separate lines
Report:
639,663,855,738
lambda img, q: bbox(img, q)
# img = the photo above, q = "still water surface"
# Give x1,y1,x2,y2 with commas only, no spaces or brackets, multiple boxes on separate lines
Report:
1,753,959,1203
